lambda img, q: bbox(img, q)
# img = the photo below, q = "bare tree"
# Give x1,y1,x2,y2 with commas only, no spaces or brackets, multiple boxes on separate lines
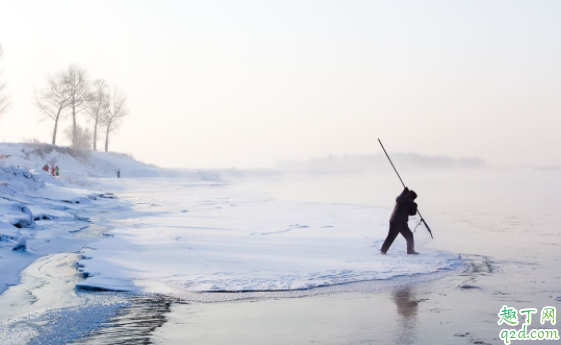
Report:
88,79,108,151
0,44,10,117
34,72,71,145
63,65,90,145
100,88,129,152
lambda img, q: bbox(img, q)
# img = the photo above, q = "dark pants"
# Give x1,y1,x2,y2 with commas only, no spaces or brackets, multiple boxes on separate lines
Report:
381,222,415,253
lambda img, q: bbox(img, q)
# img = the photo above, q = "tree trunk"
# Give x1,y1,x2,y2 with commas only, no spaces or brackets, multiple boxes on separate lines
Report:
93,116,98,150
72,100,77,146
52,106,63,145
92,101,102,151
52,120,58,145
104,127,110,152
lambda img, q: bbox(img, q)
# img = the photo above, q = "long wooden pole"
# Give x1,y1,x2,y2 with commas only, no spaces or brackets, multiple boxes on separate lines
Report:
378,138,434,239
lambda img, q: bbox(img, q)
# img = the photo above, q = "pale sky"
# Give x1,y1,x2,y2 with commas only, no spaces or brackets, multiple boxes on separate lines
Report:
0,0,560,168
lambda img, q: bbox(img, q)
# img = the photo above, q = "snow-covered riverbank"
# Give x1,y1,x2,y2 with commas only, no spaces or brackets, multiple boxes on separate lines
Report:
0,143,158,295
0,143,149,344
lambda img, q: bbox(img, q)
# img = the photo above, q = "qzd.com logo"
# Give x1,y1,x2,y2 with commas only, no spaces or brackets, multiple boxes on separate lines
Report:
498,305,559,344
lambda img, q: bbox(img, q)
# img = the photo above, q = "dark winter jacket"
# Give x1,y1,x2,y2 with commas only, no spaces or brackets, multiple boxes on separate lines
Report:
389,187,418,224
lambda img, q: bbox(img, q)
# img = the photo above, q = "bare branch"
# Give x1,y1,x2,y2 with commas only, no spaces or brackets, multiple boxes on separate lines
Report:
63,64,91,144
0,44,11,117
100,87,129,152
88,79,108,150
34,71,72,145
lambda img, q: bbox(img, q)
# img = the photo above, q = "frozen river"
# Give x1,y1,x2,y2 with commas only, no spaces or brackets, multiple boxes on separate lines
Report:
1,167,560,344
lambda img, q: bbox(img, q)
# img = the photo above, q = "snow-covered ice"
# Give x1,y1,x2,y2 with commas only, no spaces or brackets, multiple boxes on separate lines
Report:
77,177,460,296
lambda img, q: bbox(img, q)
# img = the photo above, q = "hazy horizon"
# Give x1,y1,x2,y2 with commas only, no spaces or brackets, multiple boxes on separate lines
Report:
1,0,560,169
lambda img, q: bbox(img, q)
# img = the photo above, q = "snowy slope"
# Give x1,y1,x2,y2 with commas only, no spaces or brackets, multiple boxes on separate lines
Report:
0,143,159,179
0,143,156,295
0,143,230,181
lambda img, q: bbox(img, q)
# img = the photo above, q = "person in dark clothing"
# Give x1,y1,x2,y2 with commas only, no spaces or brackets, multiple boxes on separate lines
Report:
381,187,419,255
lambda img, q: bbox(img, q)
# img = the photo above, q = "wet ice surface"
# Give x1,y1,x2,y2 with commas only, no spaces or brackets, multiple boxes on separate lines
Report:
70,295,175,345
0,252,126,345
